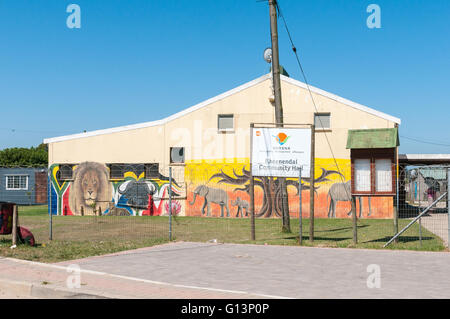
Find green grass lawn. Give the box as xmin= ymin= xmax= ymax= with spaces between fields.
xmin=0 ymin=205 xmax=445 ymax=263
xmin=17 ymin=205 xmax=49 ymax=216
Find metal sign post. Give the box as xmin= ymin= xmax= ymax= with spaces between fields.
xmin=169 ymin=167 xmax=172 ymax=241
xmin=250 ymin=175 xmax=256 ymax=241
xmin=48 ymin=169 xmax=53 ymax=241
xmin=352 ymin=196 xmax=357 ymax=244
xmin=309 ymin=125 xmax=315 ymax=242
xmin=298 ymin=166 xmax=303 ymax=245
xmin=250 ymin=124 xmax=256 ymax=240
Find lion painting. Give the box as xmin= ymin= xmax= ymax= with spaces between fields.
xmin=68 ymin=162 xmax=112 ymax=216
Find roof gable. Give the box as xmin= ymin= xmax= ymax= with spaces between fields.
xmin=44 ymin=73 xmax=401 ymax=144
xmin=281 ymin=75 xmax=401 ymax=125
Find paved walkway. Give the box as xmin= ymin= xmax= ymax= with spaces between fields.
xmin=0 ymin=242 xmax=449 ymax=298
xmin=55 ymin=241 xmax=450 ymax=299
xmin=0 ymin=256 xmax=266 ymax=299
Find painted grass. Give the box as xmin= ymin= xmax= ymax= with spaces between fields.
xmin=0 ymin=205 xmax=445 ymax=263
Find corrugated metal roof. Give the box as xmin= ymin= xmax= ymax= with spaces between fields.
xmin=346 ymin=128 xmax=399 ymax=149
xmin=419 ymin=169 xmax=447 ymax=180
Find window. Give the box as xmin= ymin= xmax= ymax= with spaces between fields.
xmin=354 ymin=159 xmax=371 ymax=192
xmin=375 ymin=159 xmax=392 ymax=192
xmin=6 ymin=175 xmax=28 ymax=190
xmin=314 ymin=113 xmax=331 ymax=130
xmin=108 ymin=163 xmax=160 ymax=179
xmin=108 ymin=164 xmax=125 ymax=179
xmin=350 ymin=148 xmax=396 ymax=195
xmin=145 ymin=163 xmax=160 ymax=179
xmin=170 ymin=147 xmax=185 ymax=164
xmin=218 ymin=114 xmax=234 ymax=132
xmin=59 ymin=164 xmax=74 ymax=180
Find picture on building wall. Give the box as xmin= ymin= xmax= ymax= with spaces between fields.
xmin=68 ymin=162 xmax=111 ymax=215
xmin=185 ymin=160 xmax=392 ymax=219
xmin=49 ymin=162 xmax=182 ymax=216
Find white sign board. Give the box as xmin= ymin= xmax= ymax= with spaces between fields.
xmin=251 ymin=127 xmax=311 ymax=178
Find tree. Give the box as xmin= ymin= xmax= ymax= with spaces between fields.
xmin=209 ymin=166 xmax=344 ymax=218
xmin=0 ymin=143 xmax=48 ymax=167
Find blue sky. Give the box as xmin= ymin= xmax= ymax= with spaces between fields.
xmin=0 ymin=0 xmax=449 ymax=153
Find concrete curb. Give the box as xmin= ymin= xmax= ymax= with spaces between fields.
xmin=0 ymin=278 xmax=112 ymax=299
xmin=0 ymin=256 xmax=287 ymax=299
xmin=0 ymin=279 xmax=32 ymax=298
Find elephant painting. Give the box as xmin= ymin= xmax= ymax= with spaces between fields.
xmin=189 ymin=185 xmax=230 ymax=217
xmin=327 ymin=181 xmax=372 ymax=218
xmin=231 ymin=197 xmax=249 ymax=218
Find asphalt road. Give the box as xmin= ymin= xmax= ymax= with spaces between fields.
xmin=57 ymin=242 xmax=450 ymax=298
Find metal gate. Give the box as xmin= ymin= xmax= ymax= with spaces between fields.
xmin=391 ymin=165 xmax=449 ymax=248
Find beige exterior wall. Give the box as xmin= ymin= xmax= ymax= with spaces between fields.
xmin=48 ymin=75 xmax=397 ymax=166
xmin=46 ymin=74 xmax=400 ymax=219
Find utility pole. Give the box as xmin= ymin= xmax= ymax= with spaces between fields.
xmin=269 ymin=0 xmax=283 ymax=125
xmin=269 ymin=0 xmax=290 ymax=232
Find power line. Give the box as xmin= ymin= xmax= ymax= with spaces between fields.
xmin=400 ymin=135 xmax=450 ymax=147
xmin=275 ymin=1 xmax=348 ymax=186
xmin=0 ymin=127 xmax=75 ymax=135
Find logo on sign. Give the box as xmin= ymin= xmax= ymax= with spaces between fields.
xmin=273 ymin=132 xmax=290 ymax=146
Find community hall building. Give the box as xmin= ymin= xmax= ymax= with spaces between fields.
xmin=44 ymin=73 xmax=401 ymax=219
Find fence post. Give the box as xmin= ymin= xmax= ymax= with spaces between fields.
xmin=298 ymin=166 xmax=302 ymax=245
xmin=352 ymin=196 xmax=357 ymax=244
xmin=309 ymin=125 xmax=315 ymax=243
xmin=12 ymin=205 xmax=18 ymax=246
xmin=393 ymin=200 xmax=398 ymax=243
xmin=249 ymin=123 xmax=256 ymax=241
xmin=448 ymin=168 xmax=450 ymax=248
xmin=394 ymin=167 xmax=399 ymax=243
xmin=419 ymin=216 xmax=422 ymax=247
xmin=394 ymin=152 xmax=399 ymax=243
xmin=48 ymin=169 xmax=53 ymax=241
xmin=250 ymin=176 xmax=255 ymax=241
xmin=169 ymin=167 xmax=172 ymax=241
xmin=418 ymin=168 xmax=421 ymax=212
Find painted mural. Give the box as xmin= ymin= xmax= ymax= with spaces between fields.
xmin=49 ymin=159 xmax=393 ymax=218
xmin=326 ymin=181 xmax=372 ymax=218
xmin=189 ymin=185 xmax=230 ymax=217
xmin=49 ymin=162 xmax=181 ymax=216
xmin=68 ymin=162 xmax=111 ymax=215
xmin=185 ymin=158 xmax=393 ymax=219
xmin=231 ymin=197 xmax=249 ymax=218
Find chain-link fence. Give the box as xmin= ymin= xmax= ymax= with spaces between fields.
xmin=395 ymin=165 xmax=449 ymax=248
xmin=1 ymin=163 xmax=448 ymax=251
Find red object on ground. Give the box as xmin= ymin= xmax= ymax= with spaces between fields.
xmin=17 ymin=226 xmax=35 ymax=246
xmin=0 ymin=203 xmax=14 ymax=235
